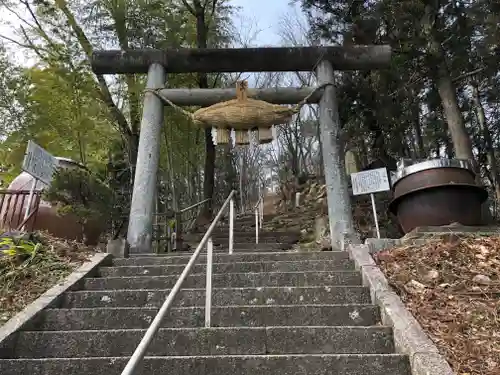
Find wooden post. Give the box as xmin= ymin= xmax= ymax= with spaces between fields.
xmin=126 ymin=63 xmax=166 ymax=254
xmin=316 ymin=60 xmax=359 ymax=250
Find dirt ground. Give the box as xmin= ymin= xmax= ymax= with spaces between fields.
xmin=375 ymin=235 xmax=500 ymax=375
xmin=0 ymin=232 xmax=96 ymax=325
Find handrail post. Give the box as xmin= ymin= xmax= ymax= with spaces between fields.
xmin=229 ymin=198 xmax=234 ymax=255
xmin=205 ymin=237 xmax=213 ymax=328
xmin=119 ymin=190 xmax=235 ymax=375
xmin=255 ymin=206 xmax=259 ymax=244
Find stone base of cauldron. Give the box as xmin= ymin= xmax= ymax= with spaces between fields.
xmin=404 ymin=223 xmax=500 ymax=235
xmin=389 ymin=185 xmax=488 ymax=234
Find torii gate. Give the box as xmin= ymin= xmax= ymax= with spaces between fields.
xmin=91 ymin=45 xmax=391 ymax=255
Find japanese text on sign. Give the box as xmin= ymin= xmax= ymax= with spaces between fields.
xmin=350 ymin=168 xmax=390 ymax=196
xmin=22 ymin=141 xmax=58 ymax=185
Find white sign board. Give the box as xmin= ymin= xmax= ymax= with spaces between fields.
xmin=351 ymin=168 xmax=390 ymax=196
xmin=22 ymin=141 xmax=58 ymax=185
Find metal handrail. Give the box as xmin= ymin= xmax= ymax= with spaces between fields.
xmin=178 ymin=198 xmax=211 ymax=214
xmin=121 ymin=190 xmax=236 ymax=375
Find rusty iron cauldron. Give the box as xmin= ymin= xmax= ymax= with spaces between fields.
xmin=388 ymin=159 xmax=488 ymax=233
xmin=5 ymin=157 xmax=105 ymax=245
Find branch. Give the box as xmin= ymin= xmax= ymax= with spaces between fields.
xmin=451 ymin=67 xmax=485 ymax=83
xmin=180 ymin=0 xmax=196 ymax=15
xmin=53 ymin=0 xmax=132 ymax=137
xmin=202 ymin=0 xmax=211 ymax=10
xmin=388 ymin=71 xmax=423 ymax=97
xmin=1 ymin=2 xmax=62 ymax=63
xmin=21 ymin=0 xmax=57 ymax=49
xmin=19 ymin=25 xmax=46 ymax=61
xmin=2 ymin=0 xmax=34 ymax=28
xmin=0 ymin=33 xmax=39 ymax=50
xmin=17 ymin=1 xmax=65 ymax=61
xmin=206 ymin=0 xmax=219 ymax=29
xmin=106 ymin=0 xmax=140 ymax=134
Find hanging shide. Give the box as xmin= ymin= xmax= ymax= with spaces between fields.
xmin=257 ymin=127 xmax=274 ymax=144
xmin=215 ymin=128 xmax=231 ymax=144
xmin=234 ymin=130 xmax=251 ymax=145
xmin=152 ymin=80 xmax=329 ymax=146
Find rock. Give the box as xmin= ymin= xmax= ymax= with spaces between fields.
xmin=374 ymin=250 xmax=393 ymax=262
xmin=319 ymin=236 xmax=332 ymax=251
xmin=274 ymin=174 xmax=401 ymax=242
xmin=425 ymin=269 xmax=440 ymax=281
xmin=308 ymin=184 xmax=317 ymax=197
xmin=472 ymin=274 xmax=491 ymax=285
xmin=405 ymin=279 xmax=426 ymax=294
xmin=314 ymin=216 xmax=329 ymax=242
xmin=106 ymin=239 xmax=127 ymax=257
xmin=478 ymin=245 xmax=490 ymax=256
xmin=301 ymin=241 xmax=317 ymax=249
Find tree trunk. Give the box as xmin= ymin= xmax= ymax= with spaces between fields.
xmin=472 ymin=83 xmax=500 ymax=203
xmin=127 ymin=133 xmax=139 ymax=191
xmin=54 ymin=0 xmax=135 ymax=167
xmin=202 ymin=128 xmax=215 ymax=217
xmin=316 ymin=121 xmax=324 ymax=177
xmin=164 ymin=128 xmax=178 ymax=212
xmin=193 ymin=3 xmax=215 ymax=219
xmin=436 ymin=73 xmax=473 ymax=160
xmin=412 ymin=94 xmax=425 ymax=158
xmin=423 ymin=6 xmax=474 ymax=162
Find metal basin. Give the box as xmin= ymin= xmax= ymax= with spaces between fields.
xmin=4 ymin=158 xmax=106 ymax=245
xmin=389 ymin=159 xmax=488 ymax=233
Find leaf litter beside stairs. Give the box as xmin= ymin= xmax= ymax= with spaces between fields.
xmin=375 ymin=235 xmax=500 ymax=375
xmin=0 ymin=232 xmax=97 ymax=326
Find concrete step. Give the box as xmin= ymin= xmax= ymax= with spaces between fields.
xmin=174 ymin=243 xmax=291 ymax=251
xmin=27 ymin=305 xmax=380 ymax=330
xmin=234 ymin=216 xmax=278 ymax=224
xmin=210 ymin=229 xmax=265 ymax=234
xmin=168 ymin=247 xmax=293 ymax=255
xmin=224 ymin=214 xmax=277 ymax=221
xmin=113 ymin=251 xmax=351 ymax=267
xmin=212 ymin=243 xmax=293 ymax=250
xmin=0 ymin=354 xmax=411 ymax=375
xmin=83 ymin=271 xmax=362 ymax=290
xmin=62 ymin=286 xmax=371 ymax=308
xmin=203 ymin=236 xmax=299 ymax=244
xmin=191 ymin=231 xmax=299 ymax=238
xmin=98 ymin=260 xmax=355 ymax=277
xmin=7 ymin=326 xmax=395 ymax=358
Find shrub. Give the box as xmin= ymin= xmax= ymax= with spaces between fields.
xmin=42 ymin=167 xmax=113 ymax=241
xmin=0 ymin=232 xmax=41 ymax=260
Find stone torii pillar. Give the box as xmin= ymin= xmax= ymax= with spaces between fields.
xmin=91 ymin=46 xmax=391 ymax=254
xmin=316 ymin=60 xmax=360 ymax=249
xmin=126 ymin=63 xmax=166 ymax=254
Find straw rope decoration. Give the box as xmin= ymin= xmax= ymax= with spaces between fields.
xmin=150 ymin=80 xmax=331 ymax=146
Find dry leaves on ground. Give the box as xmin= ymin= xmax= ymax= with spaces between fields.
xmin=0 ymin=232 xmax=97 ymax=325
xmin=375 ymin=235 xmax=500 ymax=375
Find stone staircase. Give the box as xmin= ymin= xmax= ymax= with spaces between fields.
xmin=0 ymin=215 xmax=411 ymax=374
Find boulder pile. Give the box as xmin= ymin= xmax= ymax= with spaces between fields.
xmin=270 ymin=176 xmax=402 ymax=245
